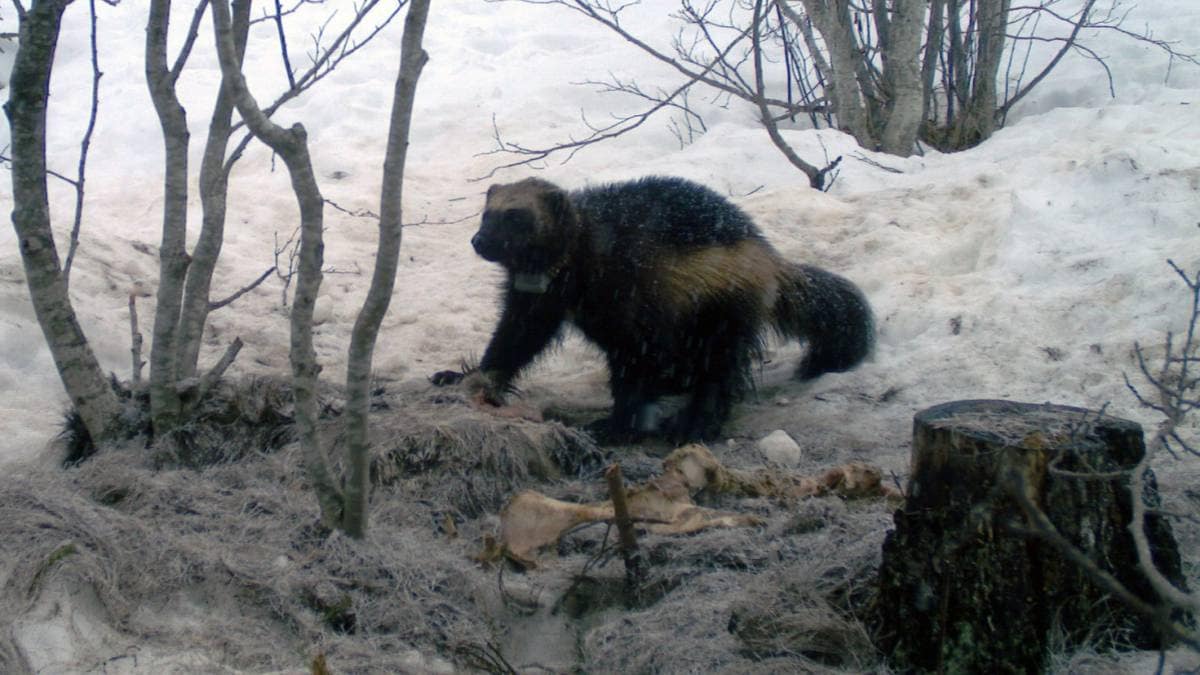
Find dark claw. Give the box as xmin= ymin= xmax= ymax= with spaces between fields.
xmin=429 ymin=370 xmax=466 ymax=386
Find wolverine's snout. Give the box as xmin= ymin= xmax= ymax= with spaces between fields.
xmin=471 ymin=230 xmax=504 ymax=262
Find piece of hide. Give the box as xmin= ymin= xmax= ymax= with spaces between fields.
xmin=487 ymin=444 xmax=901 ymax=566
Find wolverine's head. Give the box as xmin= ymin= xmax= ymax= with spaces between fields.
xmin=473 ymin=178 xmax=575 ymax=276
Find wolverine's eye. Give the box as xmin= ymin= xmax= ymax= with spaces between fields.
xmin=503 ymin=209 xmax=535 ymax=234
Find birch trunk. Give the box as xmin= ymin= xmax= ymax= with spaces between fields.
xmin=5 ymin=0 xmax=121 ymax=443
xmin=794 ymin=0 xmax=876 ymax=149
xmin=175 ymin=3 xmax=251 ymax=381
xmin=878 ymin=0 xmax=927 ymax=155
xmin=921 ymin=0 xmax=945 ymax=124
xmin=341 ymin=0 xmax=432 ymax=538
xmin=211 ymin=0 xmax=343 ymax=528
xmin=954 ymin=0 xmax=1010 ymax=146
xmin=145 ymin=0 xmax=191 ymax=431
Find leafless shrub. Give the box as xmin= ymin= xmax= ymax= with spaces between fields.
xmin=1005 ymin=260 xmax=1200 ymax=654
xmin=486 ymin=0 xmax=1198 ymax=181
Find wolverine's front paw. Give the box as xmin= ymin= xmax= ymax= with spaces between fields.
xmin=430 ymin=358 xmax=480 ymax=387
xmin=462 ymin=370 xmax=508 ymax=407
xmin=663 ymin=413 xmax=723 ymax=444
xmin=429 ymin=370 xmax=465 ymax=386
xmin=583 ymin=416 xmax=648 ymax=445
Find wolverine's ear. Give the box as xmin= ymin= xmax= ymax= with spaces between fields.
xmin=485 ymin=184 xmax=499 ymax=199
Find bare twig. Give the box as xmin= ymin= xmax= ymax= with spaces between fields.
xmin=272 ymin=0 xmax=297 ymax=89
xmin=478 ymin=12 xmax=759 ymax=179
xmin=453 ymin=641 xmax=520 ymax=675
xmin=850 ymin=151 xmax=903 ymax=173
xmin=250 ymin=0 xmax=307 ymax=26
xmin=224 ymin=1 xmax=404 ymax=175
xmin=0 ymin=152 xmax=77 ymax=185
xmin=226 ymin=0 xmax=403 ymax=148
xmin=129 ymin=295 xmax=145 ymax=387
xmin=273 ymin=228 xmax=302 ymax=307
xmin=604 ymin=463 xmax=645 ymax=595
xmin=194 ymin=336 xmax=243 ymax=403
xmin=751 ymin=0 xmax=831 ymax=188
xmin=999 ymin=0 xmax=1096 ymax=121
xmin=1002 ymin=468 xmax=1199 ymax=650
xmin=62 ymin=0 xmax=103 ymax=292
xmin=324 ymin=198 xmax=379 ymax=220
xmin=170 ymin=0 xmax=210 ymax=82
xmin=1119 ymin=261 xmax=1200 ymax=626
xmin=208 ymin=266 xmax=276 ymax=311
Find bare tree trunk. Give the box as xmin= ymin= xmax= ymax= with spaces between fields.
xmin=794 ymin=0 xmax=876 ymax=148
xmin=145 ymin=0 xmax=191 ymax=432
xmin=921 ymin=0 xmax=945 ymax=124
xmin=954 ymin=0 xmax=1009 ymax=146
xmin=878 ymin=0 xmax=926 ymax=156
xmin=176 ymin=1 xmax=251 ymax=381
xmin=340 ymin=0 xmax=431 ymax=538
xmin=945 ymin=0 xmax=965 ymax=125
xmin=5 ymin=0 xmax=122 ymax=443
xmin=210 ymin=0 xmax=343 ymax=528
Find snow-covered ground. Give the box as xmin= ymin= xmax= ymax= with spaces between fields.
xmin=2 ymin=1 xmax=1196 ymax=465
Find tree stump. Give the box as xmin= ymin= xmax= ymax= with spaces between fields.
xmin=877 ymin=400 xmax=1187 ymax=673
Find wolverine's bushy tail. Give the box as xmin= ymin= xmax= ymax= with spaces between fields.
xmin=773 ymin=263 xmax=874 ymax=380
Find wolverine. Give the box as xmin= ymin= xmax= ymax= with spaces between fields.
xmin=433 ymin=176 xmax=874 ymax=443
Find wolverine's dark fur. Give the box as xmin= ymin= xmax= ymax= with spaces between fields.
xmin=439 ymin=176 xmax=873 ymax=442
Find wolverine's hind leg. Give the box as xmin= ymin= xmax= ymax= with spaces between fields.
xmin=666 ymin=379 xmax=735 ymax=442
xmin=665 ymin=319 xmax=759 ymax=442
xmin=585 ymin=369 xmax=663 ymax=444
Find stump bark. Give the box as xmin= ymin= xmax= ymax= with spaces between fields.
xmin=877 ymin=400 xmax=1187 ymax=673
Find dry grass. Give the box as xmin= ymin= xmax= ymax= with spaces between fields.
xmin=6 ymin=375 xmax=1195 ymax=673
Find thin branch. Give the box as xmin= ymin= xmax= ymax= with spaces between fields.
xmin=208 ymin=266 xmax=276 ymax=311
xmin=194 ymin=336 xmax=243 ymax=403
xmin=250 ymin=0 xmax=400 ymax=124
xmin=224 ymin=0 xmax=404 ymax=172
xmin=273 ymin=228 xmax=302 ymax=307
xmin=478 ymin=12 xmax=760 ymax=179
xmin=273 ymin=0 xmax=297 ymax=89
xmin=850 ymin=151 xmax=902 ymax=173
xmin=129 ymin=294 xmax=145 ymax=387
xmin=62 ymin=0 xmax=103 ymax=292
xmin=998 ymin=0 xmax=1096 ymax=119
xmin=475 ymin=76 xmax=698 ymax=180
xmin=752 ymin=0 xmax=830 ymax=188
xmin=170 ymin=0 xmax=211 ymax=83
xmin=605 ymin=463 xmax=645 ymax=595
xmin=1002 ymin=469 xmax=1200 ymax=650
xmin=250 ymin=0 xmax=307 ymax=26
xmin=0 ymin=152 xmax=77 ymax=185
xmin=341 ymin=0 xmax=432 ymax=538
xmin=324 ymin=198 xmax=379 ymax=220
xmin=1127 ymin=452 xmax=1199 ymax=613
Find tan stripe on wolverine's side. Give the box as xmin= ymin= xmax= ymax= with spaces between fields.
xmin=656 ymin=239 xmax=783 ymax=311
